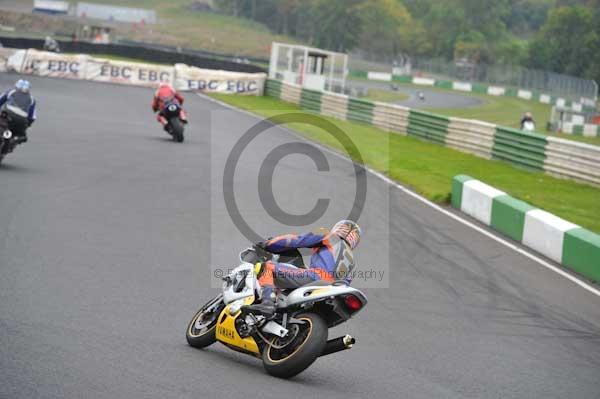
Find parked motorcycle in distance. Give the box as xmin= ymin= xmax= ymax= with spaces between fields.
xmin=186 ymin=247 xmax=367 ymax=378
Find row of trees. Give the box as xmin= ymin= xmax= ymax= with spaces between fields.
xmin=528 ymin=2 xmax=600 ymax=84
xmin=214 ymin=0 xmax=599 ymax=83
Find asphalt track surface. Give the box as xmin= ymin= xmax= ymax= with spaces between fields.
xmin=1 ymin=74 xmax=599 ymax=399
xmin=349 ymin=79 xmax=483 ymax=109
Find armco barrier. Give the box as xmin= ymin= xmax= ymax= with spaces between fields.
xmin=321 ymin=91 xmax=349 ymax=121
xmin=372 ymin=102 xmax=409 ymax=134
xmin=407 ymin=110 xmax=448 ymax=145
xmin=445 ymin=118 xmax=495 ymax=159
xmin=300 ymin=88 xmax=322 ymax=113
xmin=543 ymin=138 xmax=600 ymax=185
xmin=265 ymin=78 xmax=282 ymax=99
xmin=452 ymin=175 xmax=600 ymax=282
xmin=492 ymin=127 xmax=547 ymax=171
xmin=266 ymin=79 xmax=600 ymax=187
xmin=280 ymin=81 xmax=301 ymax=105
xmin=347 ymin=97 xmax=374 ymax=125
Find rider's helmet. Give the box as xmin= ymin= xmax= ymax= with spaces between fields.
xmin=330 ymin=220 xmax=362 ymax=250
xmin=156 ymin=82 xmax=174 ymax=98
xmin=157 ymin=82 xmax=174 ymax=91
xmin=15 ymin=79 xmax=30 ymax=93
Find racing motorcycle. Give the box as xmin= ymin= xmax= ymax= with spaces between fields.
xmin=162 ymin=101 xmax=185 ymax=142
xmin=0 ymin=111 xmax=27 ymax=165
xmin=0 ymin=128 xmax=16 ymax=165
xmin=186 ymin=246 xmax=367 ymax=378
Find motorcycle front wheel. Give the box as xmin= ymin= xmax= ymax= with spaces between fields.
xmin=0 ymin=143 xmax=6 ymax=165
xmin=262 ymin=312 xmax=327 ymax=378
xmin=170 ymin=118 xmax=184 ymax=143
xmin=186 ymin=295 xmax=224 ymax=348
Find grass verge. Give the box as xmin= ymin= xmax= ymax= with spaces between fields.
xmin=210 ymin=93 xmax=600 ymax=234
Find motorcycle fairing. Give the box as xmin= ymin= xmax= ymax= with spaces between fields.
xmin=215 ymin=296 xmax=260 ymax=354
xmin=280 ymin=285 xmax=367 ymax=311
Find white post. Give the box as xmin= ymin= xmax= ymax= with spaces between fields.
xmin=328 ymin=53 xmax=335 ymax=92
xmin=287 ymin=45 xmax=293 ymax=74
xmin=269 ymin=42 xmax=279 ymax=79
xmin=341 ymin=53 xmax=348 ymax=92
xmin=301 ymin=47 xmax=309 ymax=87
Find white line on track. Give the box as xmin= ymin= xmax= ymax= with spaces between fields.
xmin=199 ymin=93 xmax=600 ymax=298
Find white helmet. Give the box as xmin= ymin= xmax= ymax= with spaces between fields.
xmin=331 ymin=220 xmax=362 ymax=249
xmin=15 ymin=79 xmax=31 ymax=93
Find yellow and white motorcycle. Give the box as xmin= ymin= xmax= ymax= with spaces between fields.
xmin=186 ymin=246 xmax=367 ymax=378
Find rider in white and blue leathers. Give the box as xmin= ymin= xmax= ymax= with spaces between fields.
xmin=0 ymin=79 xmax=36 ymax=143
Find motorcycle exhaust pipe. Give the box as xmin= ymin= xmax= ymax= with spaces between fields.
xmin=320 ymin=334 xmax=355 ymax=357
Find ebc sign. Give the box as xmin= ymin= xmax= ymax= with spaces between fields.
xmin=98 ymin=65 xmax=171 ymax=83
xmin=24 ymin=55 xmax=84 ymax=79
xmin=174 ymin=64 xmax=266 ymax=95
xmin=87 ymin=60 xmax=174 ymax=87
xmin=187 ymin=79 xmax=259 ymax=93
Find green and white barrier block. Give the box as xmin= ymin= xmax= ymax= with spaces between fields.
xmin=452 ymin=175 xmax=600 ymax=282
xmin=487 ymin=86 xmax=506 ymax=96
xmin=412 ymin=77 xmax=435 ymax=86
xmin=583 ymin=124 xmax=600 ymax=137
xmin=452 ymin=82 xmax=472 ymax=92
xmin=517 ymin=89 xmax=533 ymax=100
xmin=367 ymin=72 xmax=392 ymax=82
xmin=523 ymin=209 xmax=578 ymax=263
xmin=539 ymin=94 xmax=551 ymax=104
xmin=563 ymin=228 xmax=600 ymax=281
xmin=460 ymin=179 xmax=506 ymax=225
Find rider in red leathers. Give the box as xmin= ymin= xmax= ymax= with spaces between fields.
xmin=151 ymin=82 xmax=188 ymax=131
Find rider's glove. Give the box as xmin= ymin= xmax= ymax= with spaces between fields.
xmin=252 ymin=242 xmax=272 ymax=262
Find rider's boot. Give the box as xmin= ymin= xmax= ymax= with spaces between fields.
xmin=243 ymin=298 xmax=276 ymax=317
xmin=243 ymin=287 xmax=276 ymax=317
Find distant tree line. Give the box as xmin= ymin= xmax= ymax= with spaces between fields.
xmin=215 ymin=0 xmax=600 ymax=83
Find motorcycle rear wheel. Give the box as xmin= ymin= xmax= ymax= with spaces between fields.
xmin=262 ymin=312 xmax=327 ymax=378
xmin=186 ymin=295 xmax=224 ymax=348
